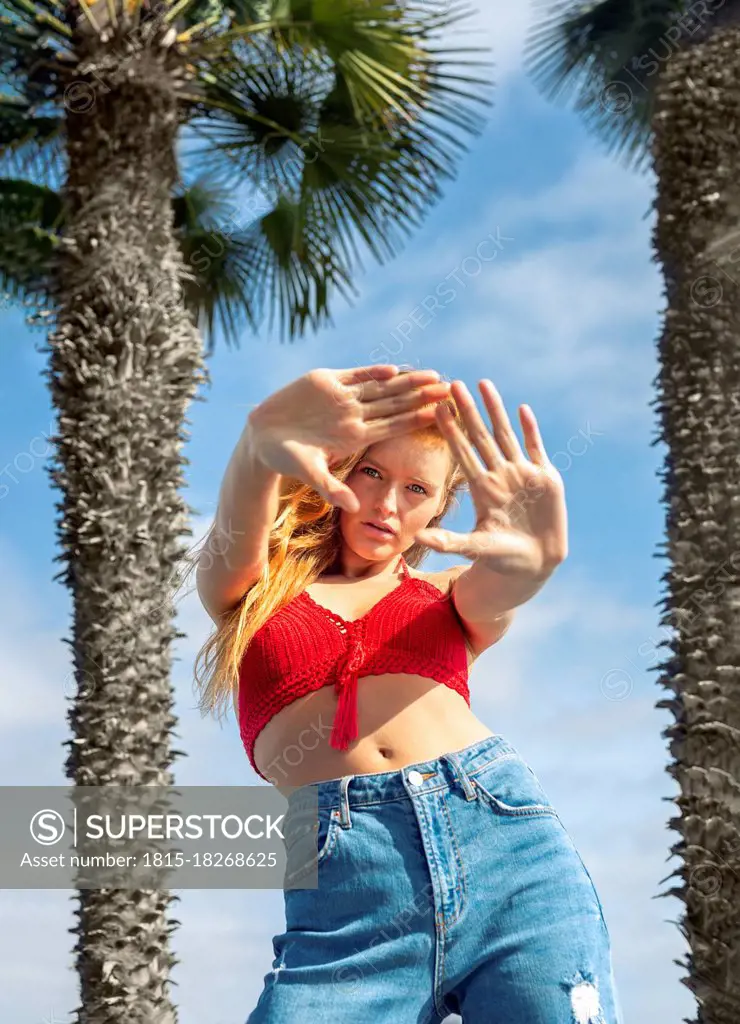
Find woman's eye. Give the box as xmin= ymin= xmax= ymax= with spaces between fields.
xmin=360 ymin=466 xmax=426 ymax=495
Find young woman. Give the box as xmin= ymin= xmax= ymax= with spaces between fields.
xmin=192 ymin=364 xmax=624 ymax=1023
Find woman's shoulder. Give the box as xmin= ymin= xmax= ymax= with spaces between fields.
xmin=409 ymin=564 xmax=466 ymax=597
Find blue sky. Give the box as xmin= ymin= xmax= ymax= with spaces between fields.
xmin=0 ymin=4 xmax=695 ymax=1022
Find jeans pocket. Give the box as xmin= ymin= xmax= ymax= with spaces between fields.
xmin=471 ymin=754 xmax=560 ymax=818
xmin=283 ymin=802 xmax=342 ymax=885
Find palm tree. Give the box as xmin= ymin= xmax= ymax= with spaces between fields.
xmin=524 ymin=3 xmax=740 ymax=1020
xmin=0 ymin=0 xmax=491 ymax=1018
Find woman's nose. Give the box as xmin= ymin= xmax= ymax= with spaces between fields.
xmin=375 ymin=491 xmax=398 ymax=514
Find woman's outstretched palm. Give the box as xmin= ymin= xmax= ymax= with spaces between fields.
xmin=415 ymin=379 xmax=568 ymax=578
xmin=249 ymin=365 xmax=451 ymax=512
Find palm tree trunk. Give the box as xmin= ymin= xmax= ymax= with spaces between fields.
xmin=44 ymin=27 xmax=208 ymax=1023
xmin=651 ymin=22 xmax=740 ymax=1024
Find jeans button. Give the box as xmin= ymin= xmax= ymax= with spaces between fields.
xmin=407 ymin=770 xmax=424 ymax=786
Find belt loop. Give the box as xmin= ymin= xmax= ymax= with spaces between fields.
xmin=443 ymin=752 xmax=476 ymax=801
xmin=338 ymin=775 xmax=353 ymax=827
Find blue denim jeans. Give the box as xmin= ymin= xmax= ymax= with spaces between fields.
xmin=247 ymin=733 xmax=624 ymax=1023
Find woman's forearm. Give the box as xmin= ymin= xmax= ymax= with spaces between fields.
xmin=196 ymin=416 xmax=282 ymax=616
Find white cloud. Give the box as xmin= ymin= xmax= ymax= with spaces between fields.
xmin=486 ymin=147 xmax=656 ymax=229
xmin=416 ymin=202 xmax=659 ymax=435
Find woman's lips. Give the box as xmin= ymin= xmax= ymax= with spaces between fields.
xmin=363 ymin=522 xmax=394 ymax=537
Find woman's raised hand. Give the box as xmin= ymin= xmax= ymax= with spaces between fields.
xmin=415 ymin=379 xmax=568 ymax=578
xmin=247 ymin=365 xmax=451 ymax=512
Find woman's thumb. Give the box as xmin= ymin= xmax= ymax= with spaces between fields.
xmin=325 ymin=480 xmax=358 ymax=513
xmin=307 ymin=452 xmax=358 ymax=513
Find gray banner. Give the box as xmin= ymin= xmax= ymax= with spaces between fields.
xmin=0 ymin=786 xmax=326 ymax=889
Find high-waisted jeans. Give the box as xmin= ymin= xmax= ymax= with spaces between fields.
xmin=247 ymin=733 xmax=624 ymax=1023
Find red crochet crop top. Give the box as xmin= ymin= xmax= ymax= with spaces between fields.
xmin=238 ymin=556 xmax=471 ymax=781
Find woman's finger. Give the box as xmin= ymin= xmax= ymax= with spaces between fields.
xmin=337 ymin=365 xmax=400 ymax=386
xmin=328 ymin=365 xmax=401 ymax=409
xmin=478 ymin=380 xmax=524 ymax=462
xmin=358 ymin=369 xmax=443 ymax=405
xmin=327 ymin=484 xmax=359 ymax=513
xmin=363 ymin=403 xmax=443 ymax=444
xmin=520 ymin=405 xmax=549 ymax=466
xmin=435 ymin=403 xmax=487 ymax=482
xmin=414 ymin=526 xmax=473 ymax=556
xmin=306 ymin=456 xmax=360 ymax=513
xmin=447 ymin=380 xmax=505 ymax=470
xmin=328 ymin=367 xmax=441 ymax=409
xmin=363 ymin=381 xmax=451 ymax=421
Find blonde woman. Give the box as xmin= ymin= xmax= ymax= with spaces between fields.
xmin=193 ymin=364 xmax=623 ymax=1023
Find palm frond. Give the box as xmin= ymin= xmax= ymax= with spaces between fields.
xmin=0 ymin=172 xmax=270 ymax=350
xmin=174 ymin=177 xmax=356 ymax=346
xmin=179 ymin=0 xmax=491 ymax=339
xmin=182 ymin=35 xmax=330 ymax=197
xmin=524 ymin=0 xmax=687 ymax=171
xmin=0 ymin=177 xmax=62 ymax=303
xmin=0 ymin=95 xmax=65 ymax=179
xmin=186 ymin=0 xmax=491 ymax=190
xmin=242 ymin=192 xmax=357 ymax=339
xmin=0 ymin=4 xmax=74 ymax=113
xmin=188 ymin=0 xmax=264 ymax=24
xmin=298 ymin=108 xmax=441 ymax=266
xmin=0 ymin=0 xmax=492 ymax=346
xmin=172 ymin=174 xmax=259 ymax=350
xmin=0 ymin=0 xmax=72 ymax=42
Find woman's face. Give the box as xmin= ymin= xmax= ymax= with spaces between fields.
xmin=340 ymin=436 xmax=452 ymax=557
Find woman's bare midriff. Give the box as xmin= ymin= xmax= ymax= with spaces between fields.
xmin=252 ymin=567 xmax=495 ymax=788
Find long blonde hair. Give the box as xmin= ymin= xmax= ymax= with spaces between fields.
xmin=183 ymin=366 xmax=472 ymax=726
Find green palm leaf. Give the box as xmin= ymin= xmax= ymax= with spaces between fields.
xmin=0 ymin=177 xmax=62 ymax=301
xmin=171 ymin=175 xmax=356 ymax=347
xmin=177 ymin=3 xmax=491 ymax=339
xmin=0 ymin=0 xmax=491 ymax=345
xmin=524 ymin=0 xmax=687 ymax=171
xmin=0 ymin=96 xmax=66 ymax=179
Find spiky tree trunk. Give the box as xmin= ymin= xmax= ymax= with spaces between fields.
xmin=43 ymin=16 xmax=207 ymax=1023
xmin=651 ymin=23 xmax=740 ymax=1024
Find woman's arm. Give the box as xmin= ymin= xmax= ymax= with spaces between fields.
xmin=197 ymin=365 xmax=450 ymax=618
xmin=196 ymin=416 xmax=281 ymax=619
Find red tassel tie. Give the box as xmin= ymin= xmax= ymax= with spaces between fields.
xmin=330 ymin=629 xmax=365 ymax=751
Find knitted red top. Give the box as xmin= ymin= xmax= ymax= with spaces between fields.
xmin=238 ymin=556 xmax=470 ymax=781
